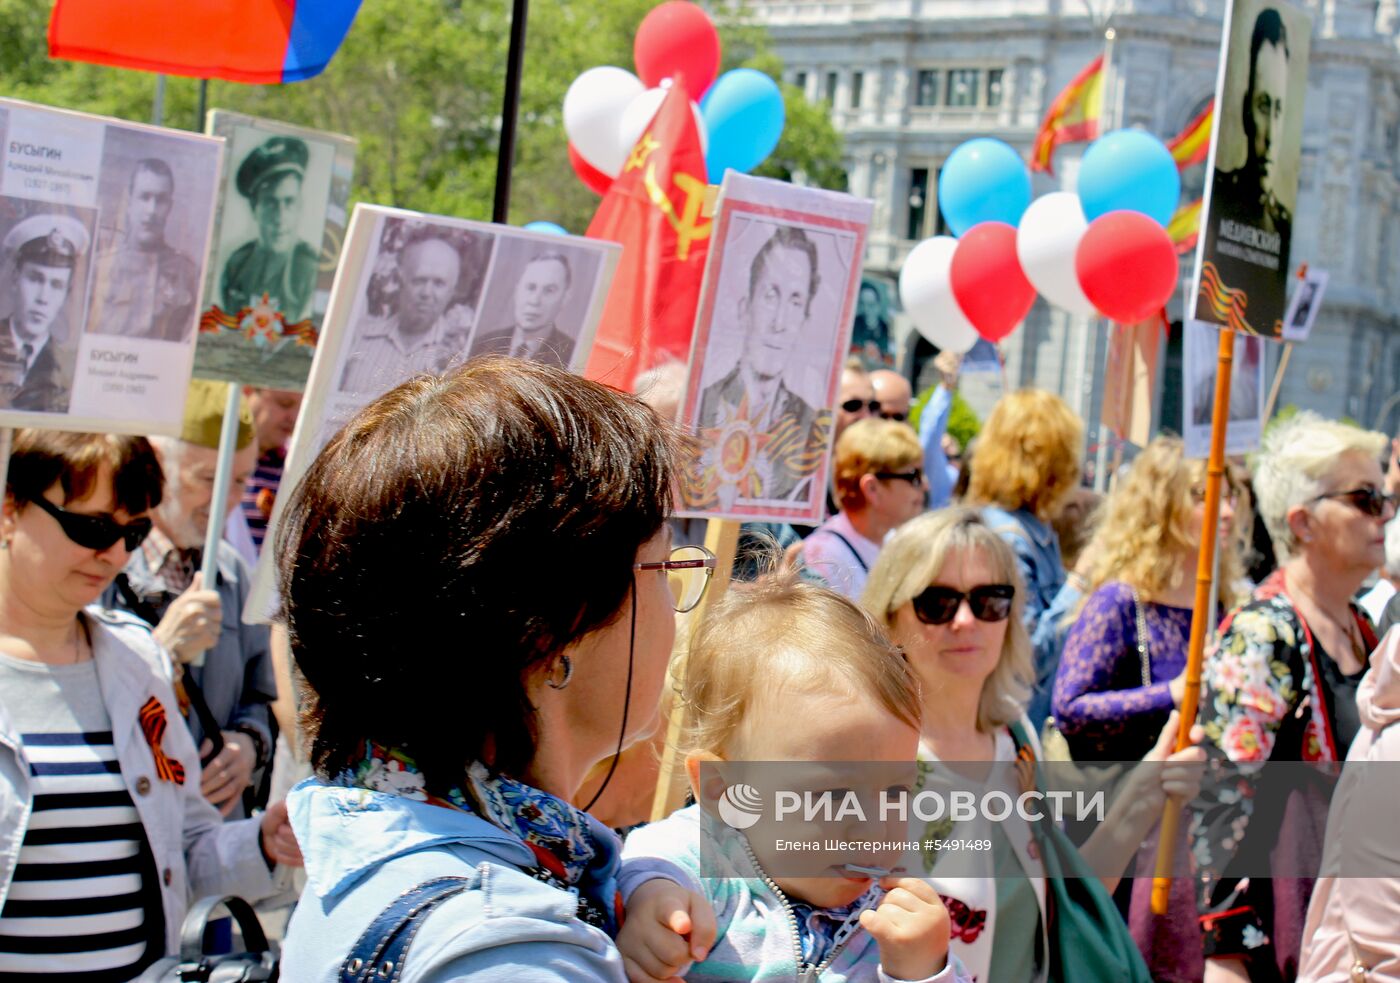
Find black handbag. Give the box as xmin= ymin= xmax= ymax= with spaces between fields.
xmin=137 ymin=895 xmax=278 ymax=982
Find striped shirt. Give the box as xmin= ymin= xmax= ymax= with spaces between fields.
xmin=0 ymin=653 xmax=162 ymax=981
xmin=240 ymin=446 xmax=286 ymax=553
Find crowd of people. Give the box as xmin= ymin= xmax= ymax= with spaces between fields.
xmin=1 ymin=353 xmax=1397 ymax=983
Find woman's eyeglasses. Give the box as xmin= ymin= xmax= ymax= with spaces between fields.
xmin=1308 ymin=486 xmax=1398 ymax=519
xmin=840 ymin=398 xmax=881 ymax=414
xmin=911 ymin=584 xmax=1015 ymax=625
xmin=875 ymin=468 xmax=926 ymax=486
xmin=29 ymin=495 xmax=152 ymax=553
xmin=634 ymin=545 xmax=717 ymax=613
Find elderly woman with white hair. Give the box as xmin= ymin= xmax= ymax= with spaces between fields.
xmin=1192 ymin=412 xmax=1395 ymax=983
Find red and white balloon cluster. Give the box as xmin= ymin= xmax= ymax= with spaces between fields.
xmin=561 ymin=2 xmax=787 ymax=195
xmin=899 ymin=132 xmax=1182 ymax=354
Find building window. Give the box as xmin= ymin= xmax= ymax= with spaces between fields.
xmin=987 ymin=69 xmax=1005 ymax=107
xmin=908 ymin=168 xmax=929 ymax=241
xmin=933 ymin=167 xmax=948 ymax=236
xmin=851 ymin=71 xmax=864 ymax=109
xmin=793 ymin=71 xmax=808 ymax=93
xmin=914 ymin=69 xmax=939 ymax=107
xmin=947 ymin=69 xmax=980 ymax=107
xmin=825 ymin=71 xmax=839 ymax=105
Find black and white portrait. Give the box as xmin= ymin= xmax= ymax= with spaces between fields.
xmin=1195 ymin=1 xmax=1311 ymax=337
xmin=468 ymin=237 xmax=602 ymax=368
xmin=338 ymin=216 xmax=494 ymax=396
xmin=88 ymin=127 xmax=218 ymax=343
xmin=679 ymin=173 xmax=873 ymax=521
xmin=0 ymin=199 xmax=96 ymax=414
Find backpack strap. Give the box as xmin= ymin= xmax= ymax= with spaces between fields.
xmin=340 ymin=876 xmax=473 ymax=983
xmin=823 ymin=530 xmax=869 ymax=573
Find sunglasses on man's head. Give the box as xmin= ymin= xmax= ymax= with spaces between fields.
xmin=1309 ymin=485 xmax=1398 ymax=519
xmin=911 ymin=584 xmax=1015 ymax=625
xmin=840 ymin=398 xmax=880 ymax=414
xmin=29 ymin=495 xmax=152 ymax=553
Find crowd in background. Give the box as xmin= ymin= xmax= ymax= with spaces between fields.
xmin=1 ymin=354 xmax=1397 ymax=982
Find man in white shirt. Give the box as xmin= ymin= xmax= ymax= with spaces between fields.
xmin=802 ymin=418 xmax=927 ymax=599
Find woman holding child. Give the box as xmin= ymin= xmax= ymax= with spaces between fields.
xmin=278 ymin=359 xmax=714 ymax=980
xmin=863 ymin=508 xmax=1206 ymax=983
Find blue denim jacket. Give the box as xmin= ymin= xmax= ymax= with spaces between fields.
xmin=280 ymin=780 xmax=627 ymax=982
xmin=980 ymin=506 xmax=1079 ymax=728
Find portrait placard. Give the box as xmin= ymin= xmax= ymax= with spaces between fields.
xmin=0 ymin=98 xmax=223 ymax=434
xmin=676 ymin=172 xmax=874 ymax=523
xmin=243 ymin=203 xmax=619 ymax=621
xmin=1184 ymin=319 xmax=1266 ymax=458
xmin=1191 ymin=0 xmax=1313 ymax=338
xmin=1280 ymin=266 xmax=1327 ymax=343
xmin=193 ymin=111 xmax=356 ymax=391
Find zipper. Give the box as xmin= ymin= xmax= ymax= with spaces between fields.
xmin=740 ymin=838 xmax=865 ymax=982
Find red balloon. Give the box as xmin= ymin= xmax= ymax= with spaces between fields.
xmin=569 ymin=143 xmax=613 ymax=196
xmin=948 ymin=222 xmax=1036 ymax=341
xmin=1075 ymin=211 xmax=1180 ymax=323
xmin=634 ymin=2 xmax=721 ymax=96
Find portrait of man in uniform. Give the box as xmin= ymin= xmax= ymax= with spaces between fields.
xmin=468 ymin=251 xmax=575 ymax=367
xmin=697 ymin=224 xmax=822 ymax=502
xmin=0 ymin=214 xmax=89 ymax=412
xmin=221 ymin=136 xmax=320 ymax=324
xmin=338 ymin=228 xmax=475 ymax=394
xmin=89 ymin=158 xmax=199 ymax=342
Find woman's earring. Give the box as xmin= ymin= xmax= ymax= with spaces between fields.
xmin=546 ymin=654 xmax=573 ymax=690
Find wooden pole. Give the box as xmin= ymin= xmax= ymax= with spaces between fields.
xmin=1263 ymin=342 xmax=1293 ymax=421
xmin=1151 ymin=322 xmax=1236 ymax=914
xmin=650 ymin=518 xmax=741 ymax=821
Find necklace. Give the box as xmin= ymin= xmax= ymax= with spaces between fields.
xmin=1290 ymin=579 xmax=1364 ymax=662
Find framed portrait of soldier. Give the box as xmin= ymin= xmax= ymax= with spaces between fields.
xmin=0 ymin=98 xmax=223 ymax=434
xmin=676 ymin=172 xmax=874 ymax=524
xmin=194 ymin=112 xmax=356 ymax=391
xmin=1184 ymin=319 xmax=1266 ymax=458
xmin=242 ymin=204 xmax=620 ymax=622
xmin=1191 ymin=0 xmax=1312 ymax=339
xmin=1281 ymin=266 xmax=1327 ymax=342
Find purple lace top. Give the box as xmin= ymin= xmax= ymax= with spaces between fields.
xmin=1051 ymin=581 xmax=1193 ymax=759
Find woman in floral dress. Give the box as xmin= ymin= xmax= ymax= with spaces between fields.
xmin=1193 ymin=413 xmax=1394 ymax=983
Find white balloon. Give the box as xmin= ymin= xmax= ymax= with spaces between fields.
xmin=616 ymin=86 xmax=708 ymax=177
xmin=1016 ymin=191 xmax=1096 ymax=317
xmin=899 ymin=236 xmax=979 ymax=353
xmin=564 ymin=67 xmax=645 ymax=178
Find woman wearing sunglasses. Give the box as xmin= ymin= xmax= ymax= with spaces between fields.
xmin=278 ymin=359 xmax=714 ymax=981
xmin=0 ymin=430 xmax=297 ymax=980
xmin=1193 ymin=413 xmax=1395 ymax=983
xmin=863 ymin=508 xmax=1204 ymax=982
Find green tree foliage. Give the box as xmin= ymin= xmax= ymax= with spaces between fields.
xmin=0 ymin=0 xmax=845 ymax=230
xmin=908 ymin=386 xmax=981 ymax=452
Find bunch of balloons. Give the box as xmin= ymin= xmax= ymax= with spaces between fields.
xmin=900 ymin=129 xmax=1183 ymax=353
xmin=561 ymin=2 xmax=787 ymax=195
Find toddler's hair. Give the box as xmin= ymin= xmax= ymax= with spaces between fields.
xmin=678 ymin=571 xmax=921 ymax=758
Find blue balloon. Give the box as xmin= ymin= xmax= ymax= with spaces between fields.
xmin=937 ymin=139 xmax=1032 ymax=237
xmin=1077 ymin=129 xmax=1181 ymax=228
xmin=700 ymin=69 xmax=785 ymax=184
xmin=523 ymin=221 xmax=568 ymax=236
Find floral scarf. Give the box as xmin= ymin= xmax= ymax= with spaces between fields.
xmin=337 ymin=744 xmax=622 ymax=931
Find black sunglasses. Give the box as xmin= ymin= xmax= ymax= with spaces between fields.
xmin=30 ymin=495 xmax=153 ymax=552
xmin=840 ymin=398 xmax=880 ymax=414
xmin=874 ymin=468 xmax=925 ymax=486
xmin=912 ymin=584 xmax=1015 ymax=625
xmin=880 ymin=410 xmax=908 ymax=422
xmin=1309 ymin=486 xmax=1398 ymax=519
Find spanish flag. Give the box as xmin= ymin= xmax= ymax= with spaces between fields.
xmin=1167 ymin=103 xmax=1213 ymax=171
xmin=1030 ymin=55 xmax=1104 ymax=176
xmin=1167 ymin=198 xmax=1202 ymax=255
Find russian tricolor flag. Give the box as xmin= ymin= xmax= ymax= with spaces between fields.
xmin=49 ymin=0 xmax=362 ymax=84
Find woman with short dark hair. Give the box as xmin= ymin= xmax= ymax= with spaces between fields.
xmin=279 ymin=358 xmax=710 ymax=981
xmin=0 ymin=430 xmax=295 ymax=980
